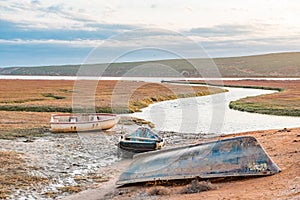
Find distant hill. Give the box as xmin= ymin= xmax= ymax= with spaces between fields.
xmin=1 ymin=52 xmax=299 ymax=77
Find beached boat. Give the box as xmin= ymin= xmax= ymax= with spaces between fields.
xmin=118 ymin=127 xmax=165 ymax=153
xmin=50 ymin=113 xmax=119 ymax=133
xmin=117 ymin=136 xmax=280 ymax=185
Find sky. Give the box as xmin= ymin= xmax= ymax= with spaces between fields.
xmin=0 ymin=0 xmax=299 ymax=67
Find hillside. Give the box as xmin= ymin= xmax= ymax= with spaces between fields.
xmin=1 ymin=52 xmax=300 ymax=77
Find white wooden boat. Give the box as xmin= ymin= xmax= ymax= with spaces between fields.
xmin=50 ymin=113 xmax=119 ymax=133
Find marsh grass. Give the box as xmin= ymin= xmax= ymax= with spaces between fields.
xmin=57 ymin=186 xmax=82 ymax=193
xmin=42 ymin=93 xmax=66 ymax=100
xmin=0 ymin=127 xmax=46 ymax=140
xmin=229 ymin=101 xmax=300 ymax=116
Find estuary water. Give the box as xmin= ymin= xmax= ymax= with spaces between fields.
xmin=132 ymin=86 xmax=300 ymax=134
xmin=1 ymin=75 xmax=300 ymax=82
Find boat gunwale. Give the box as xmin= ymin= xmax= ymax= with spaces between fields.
xmin=50 ymin=117 xmax=118 ymax=125
xmin=50 ymin=113 xmax=119 ymax=125
xmin=50 ymin=113 xmax=117 ymax=117
xmin=123 ymin=136 xmax=162 ymax=142
xmin=117 ymin=170 xmax=277 ymax=185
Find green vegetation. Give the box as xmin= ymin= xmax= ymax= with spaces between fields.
xmin=0 ymin=105 xmax=72 ymax=112
xmin=42 ymin=93 xmax=66 ymax=100
xmin=1 ymin=52 xmax=300 ymax=77
xmin=0 ymin=98 xmax=45 ymax=104
xmin=0 ymin=128 xmax=46 ymax=140
xmin=229 ymin=101 xmax=300 ymax=116
xmin=0 ymin=105 xmax=121 ymax=113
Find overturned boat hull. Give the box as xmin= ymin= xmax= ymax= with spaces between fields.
xmin=117 ymin=136 xmax=280 ymax=185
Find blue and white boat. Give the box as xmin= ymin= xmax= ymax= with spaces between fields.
xmin=118 ymin=127 xmax=165 ymax=153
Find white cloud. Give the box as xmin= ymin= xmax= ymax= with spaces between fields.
xmin=0 ymin=38 xmax=103 ymax=47
xmin=1 ymin=0 xmax=299 ymax=35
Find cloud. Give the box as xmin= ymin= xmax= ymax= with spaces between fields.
xmin=31 ymin=0 xmax=40 ymax=5
xmin=199 ymin=35 xmax=300 ymax=57
xmin=186 ymin=24 xmax=253 ymax=37
xmin=43 ymin=3 xmax=97 ymax=24
xmin=0 ymin=1 xmax=98 ymax=30
xmin=0 ymin=39 xmax=104 ymax=47
xmin=0 ymin=19 xmax=138 ymax=41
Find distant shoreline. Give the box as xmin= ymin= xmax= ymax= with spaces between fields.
xmin=1 ymin=75 xmax=300 ymax=81
xmin=1 ymin=52 xmax=300 ymax=77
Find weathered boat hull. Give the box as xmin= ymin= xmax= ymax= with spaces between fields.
xmin=50 ymin=114 xmax=119 ymax=133
xmin=117 ymin=136 xmax=280 ymax=185
xmin=118 ymin=127 xmax=165 ymax=154
xmin=118 ymin=141 xmax=158 ymax=153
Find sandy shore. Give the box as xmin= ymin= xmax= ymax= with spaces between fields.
xmin=63 ymin=127 xmax=300 ymax=200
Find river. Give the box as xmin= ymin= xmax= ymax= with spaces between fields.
xmin=132 ymin=86 xmax=300 ymax=134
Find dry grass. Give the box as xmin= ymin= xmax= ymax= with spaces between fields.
xmin=58 ymin=186 xmax=82 ymax=193
xmin=148 ymin=186 xmax=171 ymax=196
xmin=224 ymin=80 xmax=300 ymax=116
xmin=180 ymin=180 xmax=217 ymax=194
xmin=0 ymin=111 xmax=51 ymax=139
xmin=0 ymin=80 xmax=225 ymax=112
xmin=0 ymin=150 xmax=48 ymax=199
